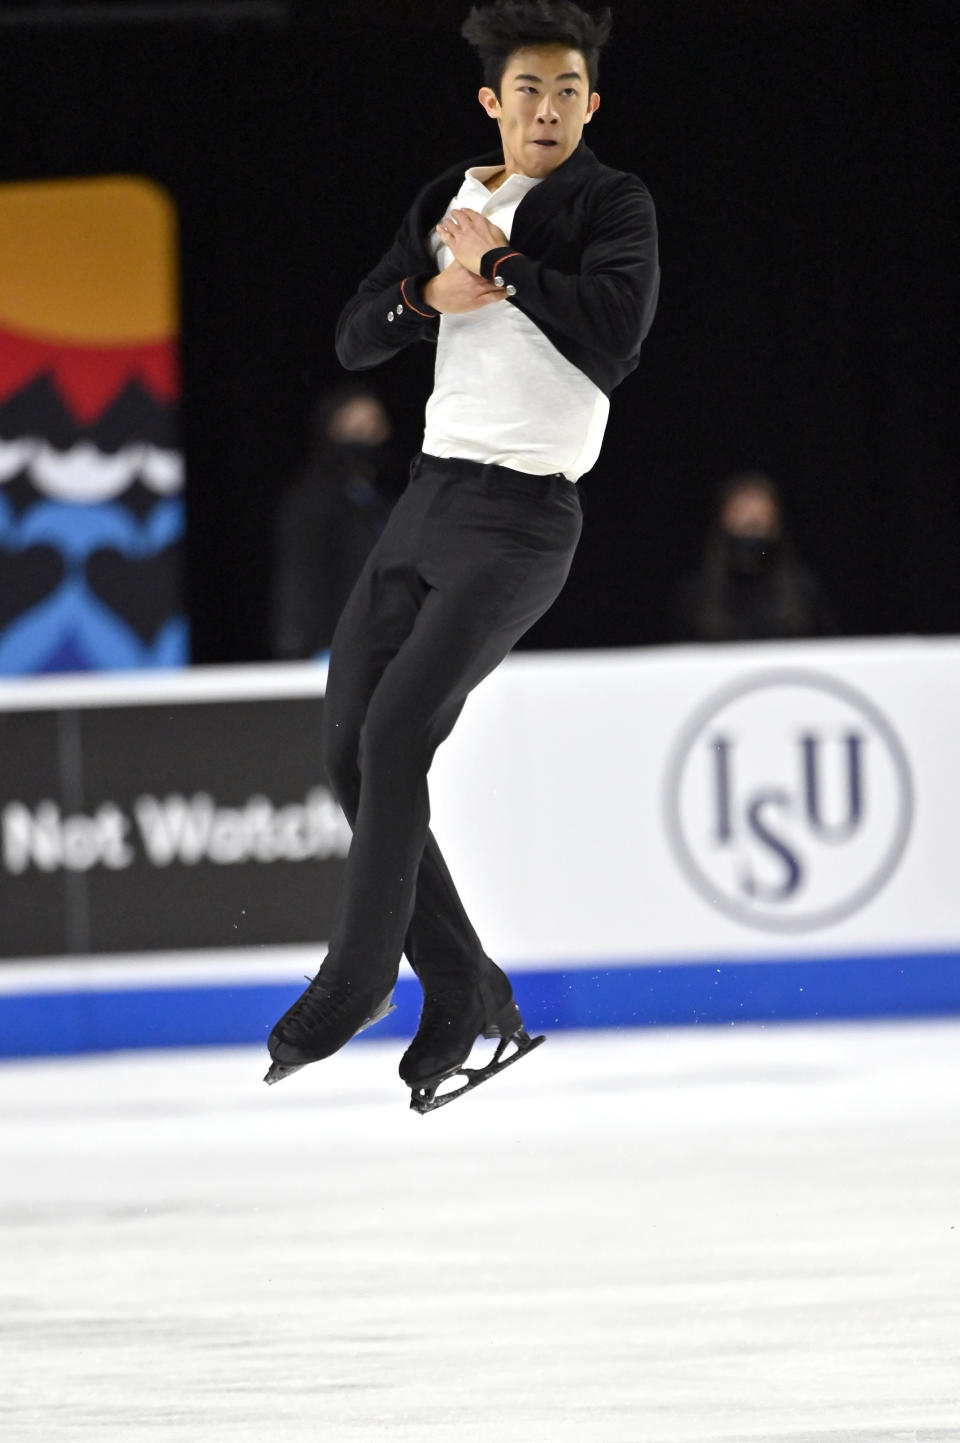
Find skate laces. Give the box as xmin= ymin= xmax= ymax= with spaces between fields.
xmin=284 ymin=975 xmax=354 ymax=1041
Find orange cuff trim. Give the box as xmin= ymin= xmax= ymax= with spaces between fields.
xmin=491 ymin=251 xmax=522 ymax=281
xmin=400 ymin=277 xmax=435 ymax=319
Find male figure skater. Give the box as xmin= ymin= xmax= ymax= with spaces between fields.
xmin=265 ymin=0 xmax=659 ymax=1111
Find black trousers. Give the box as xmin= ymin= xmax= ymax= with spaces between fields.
xmin=320 ymin=451 xmax=583 ymax=991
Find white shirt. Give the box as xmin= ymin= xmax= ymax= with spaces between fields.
xmin=421 ymin=165 xmax=609 ymax=482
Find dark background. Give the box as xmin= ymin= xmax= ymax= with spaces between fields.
xmin=1 ymin=0 xmax=956 ymax=658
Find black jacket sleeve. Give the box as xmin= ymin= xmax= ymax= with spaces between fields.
xmin=479 ymin=176 xmax=659 ymax=362
xmin=334 ymin=217 xmax=439 ymax=371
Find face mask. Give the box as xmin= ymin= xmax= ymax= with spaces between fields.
xmin=723 ymin=532 xmax=779 ymax=574
xmin=330 ymin=440 xmax=390 ymax=480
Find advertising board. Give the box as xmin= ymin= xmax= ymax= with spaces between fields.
xmin=2 ymin=641 xmax=958 ymax=1056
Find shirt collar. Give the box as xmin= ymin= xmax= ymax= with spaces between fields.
xmin=463 ymin=165 xmax=543 ymax=201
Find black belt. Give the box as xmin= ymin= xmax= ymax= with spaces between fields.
xmin=414 ymin=451 xmax=567 ymax=484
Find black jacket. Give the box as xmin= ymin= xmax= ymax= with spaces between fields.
xmin=335 ymin=142 xmax=659 ymax=398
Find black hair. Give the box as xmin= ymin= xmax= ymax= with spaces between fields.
xmin=461 ymin=1 xmax=612 ymax=97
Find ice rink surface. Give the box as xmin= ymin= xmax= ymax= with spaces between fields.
xmin=2 ymin=1020 xmax=959 ymax=1443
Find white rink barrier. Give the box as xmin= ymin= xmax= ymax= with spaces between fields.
xmin=2 ymin=638 xmax=959 ymax=1057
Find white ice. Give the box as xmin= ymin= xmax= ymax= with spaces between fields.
xmin=1 ymin=1020 xmax=959 ymax=1443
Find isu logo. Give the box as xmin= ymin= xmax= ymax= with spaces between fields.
xmin=664 ymin=670 xmax=913 ymax=932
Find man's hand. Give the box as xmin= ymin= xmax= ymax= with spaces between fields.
xmin=423 ymin=261 xmax=506 ymax=315
xmin=435 ymin=208 xmax=509 ymax=276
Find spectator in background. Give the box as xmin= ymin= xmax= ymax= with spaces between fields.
xmin=672 ymin=470 xmax=836 ymax=642
xmin=270 ymin=386 xmax=397 ymax=658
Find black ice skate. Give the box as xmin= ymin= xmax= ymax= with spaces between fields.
xmin=264 ymin=970 xmax=395 ymax=1085
xmin=400 ymin=967 xmax=544 ymax=1114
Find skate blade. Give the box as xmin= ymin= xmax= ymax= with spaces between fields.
xmin=355 ymin=994 xmax=396 ymax=1035
xmin=263 ymin=1060 xmax=305 ymax=1086
xmin=409 ymin=1030 xmax=545 ymax=1115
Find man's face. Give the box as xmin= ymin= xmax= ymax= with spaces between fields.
xmin=721 ymin=489 xmax=781 ymax=540
xmin=328 ymin=396 xmax=391 ymax=446
xmin=479 ymin=45 xmax=600 ymax=180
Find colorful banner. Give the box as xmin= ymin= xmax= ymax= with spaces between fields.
xmin=0 ymin=175 xmax=186 ymax=673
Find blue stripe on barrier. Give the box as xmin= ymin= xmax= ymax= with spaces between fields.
xmin=1 ymin=950 xmax=959 ymax=1060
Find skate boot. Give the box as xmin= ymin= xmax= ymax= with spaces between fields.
xmin=264 ymin=967 xmax=395 ymax=1085
xmin=400 ymin=963 xmax=544 ymax=1114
